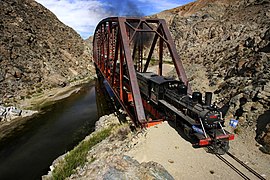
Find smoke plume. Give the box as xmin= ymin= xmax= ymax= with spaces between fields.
xmin=103 ymin=0 xmax=144 ymax=17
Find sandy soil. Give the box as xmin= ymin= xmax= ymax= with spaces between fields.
xmin=147 ymin=64 xmax=175 ymax=77
xmin=228 ymin=125 xmax=270 ymax=179
xmin=126 ymin=121 xmax=269 ymax=179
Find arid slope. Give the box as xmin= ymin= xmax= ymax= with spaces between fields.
xmin=0 ymin=0 xmax=95 ymax=107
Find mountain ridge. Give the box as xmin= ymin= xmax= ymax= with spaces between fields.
xmin=0 ymin=0 xmax=95 ymax=108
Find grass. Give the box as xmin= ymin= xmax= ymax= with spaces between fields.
xmin=52 ymin=126 xmax=114 ymax=180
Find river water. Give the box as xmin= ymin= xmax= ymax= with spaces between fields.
xmin=0 ymin=82 xmax=99 ymax=179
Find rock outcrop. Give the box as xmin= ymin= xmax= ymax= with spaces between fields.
xmin=0 ymin=0 xmax=95 ymax=106
xmin=72 ymin=155 xmax=174 ymax=180
xmin=152 ymin=0 xmax=270 ymax=151
xmin=0 ymin=105 xmax=37 ymax=122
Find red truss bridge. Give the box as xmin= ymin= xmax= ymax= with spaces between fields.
xmin=93 ymin=17 xmax=234 ymax=154
xmin=93 ymin=17 xmax=190 ymax=126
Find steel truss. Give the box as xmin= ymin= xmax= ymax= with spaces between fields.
xmin=93 ymin=17 xmax=190 ymax=127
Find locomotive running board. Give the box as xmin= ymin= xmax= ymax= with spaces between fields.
xmin=159 ymin=100 xmax=197 ymax=125
xmin=159 ymin=100 xmax=234 ymax=146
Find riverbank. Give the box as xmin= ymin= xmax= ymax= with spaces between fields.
xmin=17 ymin=76 xmax=96 ymax=111
xmin=0 ymin=76 xmax=96 ymax=142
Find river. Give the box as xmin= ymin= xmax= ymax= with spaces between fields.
xmin=0 ymin=82 xmax=100 ymax=179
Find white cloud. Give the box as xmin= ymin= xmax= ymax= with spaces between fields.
xmin=35 ymin=0 xmax=110 ymax=39
xmin=35 ymin=0 xmax=190 ymax=39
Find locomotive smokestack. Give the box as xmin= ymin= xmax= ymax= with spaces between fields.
xmin=192 ymin=92 xmax=202 ymax=104
xmin=179 ymin=84 xmax=187 ymax=95
xmin=205 ymin=92 xmax=212 ymax=106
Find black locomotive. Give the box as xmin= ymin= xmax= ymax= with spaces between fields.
xmin=137 ymin=72 xmax=234 ymax=154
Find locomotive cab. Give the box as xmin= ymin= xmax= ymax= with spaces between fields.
xmin=137 ymin=72 xmax=182 ymax=104
xmin=150 ymin=77 xmax=183 ymax=104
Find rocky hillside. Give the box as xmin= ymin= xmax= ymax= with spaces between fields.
xmin=153 ymin=0 xmax=270 ymax=152
xmin=0 ymin=0 xmax=94 ymax=107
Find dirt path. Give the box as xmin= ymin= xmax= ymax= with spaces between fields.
xmin=126 ymin=121 xmax=269 ymax=179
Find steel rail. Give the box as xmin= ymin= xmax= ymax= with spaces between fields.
xmin=215 ymin=153 xmax=250 ymax=180
xmin=208 ymin=146 xmax=266 ymax=180
xmin=226 ymin=152 xmax=266 ymax=180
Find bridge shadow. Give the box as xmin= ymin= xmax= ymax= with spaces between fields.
xmin=95 ymin=78 xmax=130 ymax=126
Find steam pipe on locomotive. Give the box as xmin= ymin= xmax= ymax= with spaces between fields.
xmin=136 ymin=72 xmax=234 ymax=155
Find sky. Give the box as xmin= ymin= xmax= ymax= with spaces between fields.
xmin=35 ymin=0 xmax=194 ymax=39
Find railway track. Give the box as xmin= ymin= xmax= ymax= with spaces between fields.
xmin=208 ymin=147 xmax=266 ymax=180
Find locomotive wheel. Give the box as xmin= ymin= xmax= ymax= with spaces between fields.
xmin=183 ymin=124 xmax=192 ymax=139
xmin=184 ymin=127 xmax=191 ymax=139
xmin=213 ymin=140 xmax=229 ymax=155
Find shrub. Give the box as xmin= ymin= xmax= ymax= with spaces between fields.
xmin=52 ymin=126 xmax=113 ymax=180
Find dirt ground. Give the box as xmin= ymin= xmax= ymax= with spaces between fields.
xmin=126 ymin=121 xmax=270 ymax=179
xmin=228 ymin=125 xmax=270 ymax=179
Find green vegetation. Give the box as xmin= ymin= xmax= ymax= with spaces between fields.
xmin=164 ymin=60 xmax=174 ymax=65
xmin=149 ymin=58 xmax=158 ymax=66
xmin=234 ymin=127 xmax=241 ymax=134
xmin=52 ymin=126 xmax=114 ymax=180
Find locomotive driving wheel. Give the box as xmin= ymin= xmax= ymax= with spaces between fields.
xmin=213 ymin=139 xmax=229 ymax=155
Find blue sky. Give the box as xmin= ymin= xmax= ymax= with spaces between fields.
xmin=35 ymin=0 xmax=194 ymax=39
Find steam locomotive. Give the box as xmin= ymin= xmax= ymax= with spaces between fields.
xmin=137 ymin=72 xmax=234 ymax=155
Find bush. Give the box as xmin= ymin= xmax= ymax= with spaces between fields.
xmin=52 ymin=126 xmax=113 ymax=180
